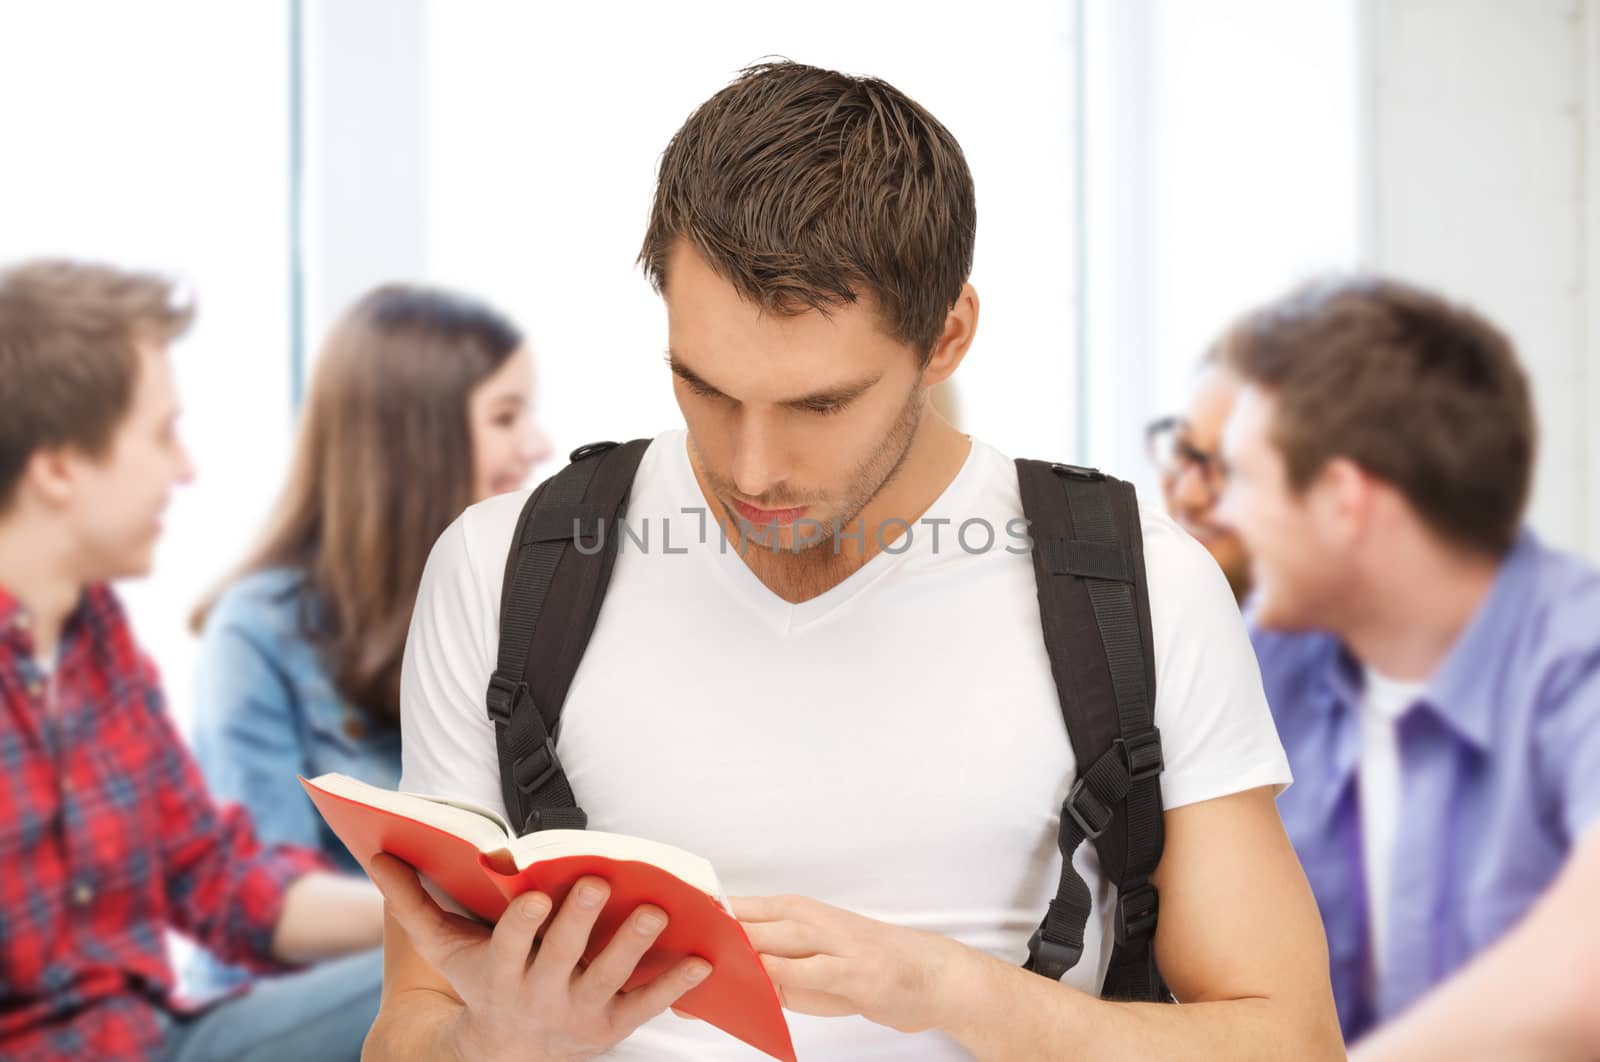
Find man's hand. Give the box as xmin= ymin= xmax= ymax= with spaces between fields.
xmin=734 ymin=893 xmax=964 ymax=1034
xmin=739 ymin=789 xmax=1343 ymax=1062
xmin=368 ymin=853 xmax=712 ymax=1062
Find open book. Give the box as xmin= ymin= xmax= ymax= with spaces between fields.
xmin=300 ymin=773 xmax=796 ymax=1062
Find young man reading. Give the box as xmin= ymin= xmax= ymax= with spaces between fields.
xmin=0 ymin=260 xmax=385 ymax=1061
xmin=365 ymin=62 xmax=1343 ymax=1061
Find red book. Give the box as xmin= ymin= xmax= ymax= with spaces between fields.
xmin=301 ymin=773 xmax=796 ymax=1062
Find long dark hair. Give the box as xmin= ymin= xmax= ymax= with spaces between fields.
xmin=192 ymin=284 xmax=523 ymax=721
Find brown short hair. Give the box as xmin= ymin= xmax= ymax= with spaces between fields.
xmin=1220 ymin=275 xmax=1535 ymax=557
xmin=639 ymin=60 xmax=976 ymax=361
xmin=0 ymin=259 xmax=194 ymax=511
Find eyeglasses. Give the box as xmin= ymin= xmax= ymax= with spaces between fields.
xmin=1145 ymin=416 xmax=1228 ymax=498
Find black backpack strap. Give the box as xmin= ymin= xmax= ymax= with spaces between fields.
xmin=1016 ymin=459 xmax=1169 ymax=1002
xmin=489 ymin=439 xmax=651 ymax=836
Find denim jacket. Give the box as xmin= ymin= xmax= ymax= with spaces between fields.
xmin=184 ymin=567 xmax=402 ymax=996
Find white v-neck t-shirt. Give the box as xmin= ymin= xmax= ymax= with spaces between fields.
xmin=399 ymin=430 xmax=1292 ymax=1060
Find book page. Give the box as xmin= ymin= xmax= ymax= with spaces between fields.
xmin=309 ymin=773 xmax=723 ymax=899
xmin=417 ymin=792 xmax=514 ymax=837
xmin=308 ymin=772 xmax=512 ymax=853
xmin=508 ymin=829 xmax=722 ymax=897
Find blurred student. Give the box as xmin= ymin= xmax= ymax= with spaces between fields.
xmin=1146 ymin=354 xmax=1252 ymax=602
xmin=186 ymin=284 xmax=550 ymax=998
xmin=0 ymin=259 xmax=383 ymax=1061
xmin=1215 ymin=276 xmax=1600 ymax=1060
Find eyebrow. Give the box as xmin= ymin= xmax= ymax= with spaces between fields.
xmin=665 ymin=350 xmax=881 ymax=410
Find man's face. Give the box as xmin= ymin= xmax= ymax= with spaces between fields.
xmin=1153 ymin=365 xmax=1252 ymax=598
xmin=63 ymin=342 xmax=194 ymax=581
xmin=1216 ymin=385 xmax=1344 ymax=629
xmin=663 ymin=240 xmax=927 ymax=553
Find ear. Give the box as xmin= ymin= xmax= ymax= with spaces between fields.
xmin=19 ymin=446 xmax=82 ymax=509
xmin=1308 ymin=456 xmax=1373 ymax=549
xmin=920 ymin=282 xmax=979 ymax=388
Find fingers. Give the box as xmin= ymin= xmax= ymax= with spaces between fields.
xmin=527 ymin=876 xmax=610 ymax=990
xmin=741 ymin=918 xmax=829 ymax=959
xmin=760 ymin=952 xmax=860 ymax=1019
xmin=761 ymin=952 xmax=850 ymax=995
xmin=489 ymin=890 xmax=552 ymax=984
xmin=368 ymin=853 xmax=486 ymax=967
xmin=572 ymin=904 xmax=669 ymax=1007
xmin=610 ymin=955 xmax=714 ymax=1032
xmin=729 ymin=894 xmax=807 ymax=922
xmin=767 ymin=984 xmax=858 ymax=1019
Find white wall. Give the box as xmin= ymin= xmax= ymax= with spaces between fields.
xmin=1362 ymin=0 xmax=1599 ymax=560
xmin=1081 ymin=0 xmax=1364 ymax=489
xmin=1588 ymin=4 xmax=1600 ymax=562
xmin=300 ymin=0 xmax=427 ymax=353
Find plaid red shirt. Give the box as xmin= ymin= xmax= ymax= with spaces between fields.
xmin=0 ymin=583 xmax=329 ymax=1061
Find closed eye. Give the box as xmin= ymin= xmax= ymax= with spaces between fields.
xmin=684 ymin=379 xmax=726 ymax=401
xmin=796 ymin=398 xmax=850 ymax=416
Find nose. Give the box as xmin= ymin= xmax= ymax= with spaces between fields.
xmin=730 ymin=413 xmax=785 ymax=501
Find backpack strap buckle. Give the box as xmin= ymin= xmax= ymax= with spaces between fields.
xmin=1025 ymin=919 xmax=1085 ymax=981
xmin=1115 ymin=881 xmax=1160 ymax=946
xmin=1063 ymin=776 xmax=1115 ymax=842
xmin=485 ymin=671 xmax=527 ymax=725
xmin=1116 ymin=727 xmax=1164 ymax=782
xmin=512 ymin=736 xmax=565 ymax=796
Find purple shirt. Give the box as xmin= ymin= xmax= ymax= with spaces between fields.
xmin=1251 ymin=530 xmax=1600 ymax=1043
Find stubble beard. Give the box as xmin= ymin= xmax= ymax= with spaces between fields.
xmin=695 ymin=384 xmax=926 ymax=600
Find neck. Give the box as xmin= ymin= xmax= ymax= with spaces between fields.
xmin=1336 ymin=537 xmax=1502 ymax=682
xmin=695 ymin=412 xmax=972 ymax=604
xmin=0 ymin=509 xmax=84 ymax=661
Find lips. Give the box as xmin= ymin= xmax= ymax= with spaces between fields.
xmin=731 ymin=498 xmax=809 ymax=527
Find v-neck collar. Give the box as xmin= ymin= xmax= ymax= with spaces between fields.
xmin=664 ymin=430 xmax=982 ymax=635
